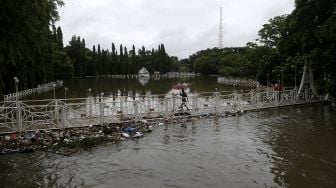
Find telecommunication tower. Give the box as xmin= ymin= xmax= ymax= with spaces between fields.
xmin=218 ymin=7 xmax=223 ymax=49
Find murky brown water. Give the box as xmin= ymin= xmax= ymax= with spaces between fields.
xmin=1 ymin=104 xmax=335 ymax=188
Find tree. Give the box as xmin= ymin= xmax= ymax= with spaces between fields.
xmin=258 ymin=15 xmax=287 ymax=48
xmin=278 ymin=0 xmax=336 ymax=95
xmin=0 ymin=0 xmax=66 ymax=93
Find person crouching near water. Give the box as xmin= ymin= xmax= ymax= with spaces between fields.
xmin=179 ymin=88 xmax=189 ymax=111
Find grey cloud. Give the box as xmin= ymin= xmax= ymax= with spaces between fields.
xmin=58 ymin=0 xmax=294 ymax=59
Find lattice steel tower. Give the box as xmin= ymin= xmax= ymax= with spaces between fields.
xmin=218 ymin=7 xmax=223 ymax=49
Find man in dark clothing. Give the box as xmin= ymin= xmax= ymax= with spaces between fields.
xmin=179 ymin=88 xmax=189 ymax=111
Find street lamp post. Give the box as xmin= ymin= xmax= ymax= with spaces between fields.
xmin=100 ymin=92 xmax=104 ymax=124
xmin=88 ymin=88 xmax=92 ymax=117
xmin=14 ymin=77 xmax=19 ymax=101
xmin=14 ymin=77 xmax=20 ymax=132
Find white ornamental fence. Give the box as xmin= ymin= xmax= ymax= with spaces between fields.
xmin=0 ymin=88 xmax=320 ymax=133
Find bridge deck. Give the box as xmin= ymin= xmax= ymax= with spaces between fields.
xmin=0 ymin=89 xmax=323 ymax=133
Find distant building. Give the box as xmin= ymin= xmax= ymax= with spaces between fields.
xmin=153 ymin=71 xmax=160 ymax=80
xmin=138 ymin=67 xmax=150 ymax=78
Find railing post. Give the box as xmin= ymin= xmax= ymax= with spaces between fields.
xmin=165 ymin=97 xmax=169 ymax=119
xmin=256 ymin=92 xmax=260 ymax=110
xmin=88 ymin=97 xmax=92 ymax=117
xmin=290 ymin=90 xmax=294 ymax=105
xmin=172 ymin=94 xmax=176 ymax=112
xmin=215 ymin=91 xmax=219 ymax=116
xmin=100 ymin=93 xmax=104 ymax=125
xmin=290 ymin=89 xmax=296 ymax=105
xmin=232 ymin=93 xmax=236 ymax=111
xmin=192 ymin=93 xmax=197 ymax=116
xmin=16 ymin=101 xmax=22 ymax=132
xmin=147 ymin=94 xmax=151 ymax=113
xmin=134 ymin=100 xmax=139 ymax=121
xmin=236 ymin=93 xmax=241 ymax=112
xmin=55 ymin=99 xmax=59 ymax=123
xmin=120 ymin=96 xmax=124 ymax=118
xmin=275 ymin=91 xmax=279 ymax=107
xmin=61 ymin=104 xmax=66 ymax=128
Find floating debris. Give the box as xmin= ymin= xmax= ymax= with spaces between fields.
xmin=122 ymin=132 xmax=130 ymax=138
xmin=0 ymin=120 xmax=156 ymax=156
xmin=133 ymin=132 xmax=143 ymax=138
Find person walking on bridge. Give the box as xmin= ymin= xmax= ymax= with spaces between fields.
xmin=179 ymin=88 xmax=189 ymax=111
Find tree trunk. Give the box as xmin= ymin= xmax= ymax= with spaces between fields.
xmin=297 ymin=59 xmax=317 ymax=97
xmin=297 ymin=60 xmax=308 ymax=97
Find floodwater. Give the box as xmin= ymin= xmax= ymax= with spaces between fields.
xmin=1 ymin=104 xmax=335 ymax=188
xmin=1 ymin=77 xmax=336 ymax=187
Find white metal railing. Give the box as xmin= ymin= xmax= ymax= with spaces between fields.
xmin=0 ymin=89 xmax=322 ymax=133
xmin=3 ymin=80 xmax=63 ymax=101
xmin=217 ymin=77 xmax=259 ymax=87
xmin=84 ymin=72 xmax=198 ymax=79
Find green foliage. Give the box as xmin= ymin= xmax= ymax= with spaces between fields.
xmin=0 ymin=0 xmax=70 ymax=94
xmin=64 ymin=40 xmax=178 ymax=77
xmin=258 ymin=15 xmax=287 ymax=48
xmin=188 ymin=0 xmax=336 ymax=97
xmin=278 ymin=0 xmax=336 ymax=95
xmin=194 ymin=55 xmax=218 ymax=75
xmin=219 ymin=53 xmax=248 ymax=77
xmin=0 ymin=0 xmax=180 ymax=95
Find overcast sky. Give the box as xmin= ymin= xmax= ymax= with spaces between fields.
xmin=58 ymin=0 xmax=295 ymax=59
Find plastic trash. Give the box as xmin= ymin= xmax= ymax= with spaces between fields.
xmin=143 ymin=125 xmax=154 ymax=133
xmin=122 ymin=132 xmax=130 ymax=138
xmin=124 ymin=127 xmax=137 ymax=133
xmin=133 ymin=132 xmax=143 ymax=138
xmin=158 ymin=122 xmax=164 ymax=126
xmin=4 ymin=135 xmax=10 ymax=141
xmin=24 ymin=132 xmax=35 ymax=140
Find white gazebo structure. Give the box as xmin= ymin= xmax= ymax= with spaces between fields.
xmin=138 ymin=67 xmax=150 ymax=78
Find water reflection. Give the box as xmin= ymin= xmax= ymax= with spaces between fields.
xmin=138 ymin=78 xmax=149 ymax=86
xmin=213 ymin=117 xmax=220 ymax=132
xmin=254 ymin=105 xmax=336 ymax=187
xmin=23 ymin=76 xmax=247 ymax=100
